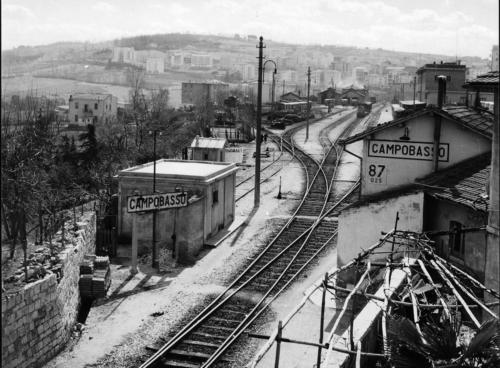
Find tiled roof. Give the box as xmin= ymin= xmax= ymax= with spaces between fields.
xmin=464 ymin=70 xmax=499 ymax=86
xmin=440 ymin=106 xmax=494 ymax=138
xmin=416 ymin=153 xmax=491 ymax=212
xmin=340 ymin=106 xmax=493 ymax=144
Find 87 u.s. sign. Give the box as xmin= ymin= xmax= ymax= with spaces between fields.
xmin=127 ymin=192 xmax=188 ymax=213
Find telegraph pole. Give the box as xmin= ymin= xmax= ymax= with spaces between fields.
xmin=413 ymin=76 xmax=417 ymax=106
xmin=255 ymin=36 xmax=264 ymax=208
xmin=306 ymin=66 xmax=311 ymax=141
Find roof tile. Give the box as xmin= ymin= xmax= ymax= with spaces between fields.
xmin=416 ymin=153 xmax=491 ymax=212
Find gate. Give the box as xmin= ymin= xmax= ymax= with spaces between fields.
xmin=95 ymin=195 xmax=118 ymax=257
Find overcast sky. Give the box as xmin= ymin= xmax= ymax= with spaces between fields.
xmin=1 ymin=0 xmax=498 ymax=58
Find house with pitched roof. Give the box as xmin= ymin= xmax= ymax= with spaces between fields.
xmin=336 ymin=78 xmax=496 ymax=291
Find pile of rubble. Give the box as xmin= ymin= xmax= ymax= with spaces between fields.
xmin=2 ymin=216 xmax=85 ymax=292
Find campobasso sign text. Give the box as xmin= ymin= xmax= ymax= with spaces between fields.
xmin=368 ymin=139 xmax=449 ymax=162
xmin=127 ymin=192 xmax=188 ymax=213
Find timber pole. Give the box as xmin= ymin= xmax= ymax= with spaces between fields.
xmin=255 ymin=36 xmax=264 ymax=208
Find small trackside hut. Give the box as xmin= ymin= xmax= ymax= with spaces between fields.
xmin=116 ymin=159 xmax=238 ymax=264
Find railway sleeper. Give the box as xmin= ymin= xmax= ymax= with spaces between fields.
xmin=167 ymin=349 xmax=213 ymax=361
xmin=159 ymin=358 xmax=200 ymax=368
xmin=217 ymin=308 xmax=247 ymax=318
xmin=190 ymin=331 xmax=227 ymax=341
xmin=207 ymin=316 xmax=242 ymax=328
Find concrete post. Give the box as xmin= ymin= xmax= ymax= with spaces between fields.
xmin=130 ymin=213 xmax=138 ymax=275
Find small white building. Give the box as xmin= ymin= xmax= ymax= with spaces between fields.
xmin=117 ymin=160 xmax=238 ymax=264
xmin=189 ymin=136 xmax=227 ymax=161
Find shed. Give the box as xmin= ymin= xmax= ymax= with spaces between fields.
xmin=189 ymin=136 xmax=227 ymax=161
xmin=117 ymin=159 xmax=238 ymax=263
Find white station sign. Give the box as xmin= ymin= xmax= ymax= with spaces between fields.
xmin=127 ymin=192 xmax=188 ymax=213
xmin=368 ymin=139 xmax=449 ymax=162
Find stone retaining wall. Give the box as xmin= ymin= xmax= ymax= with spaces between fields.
xmin=1 ymin=211 xmax=96 ymax=368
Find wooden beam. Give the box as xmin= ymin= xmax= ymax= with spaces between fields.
xmin=429 ymin=259 xmax=481 ymax=328
xmin=323 ymin=262 xmax=371 ymax=367
xmin=417 ymin=259 xmax=451 ymax=320
xmin=435 ymin=259 xmax=498 ymax=320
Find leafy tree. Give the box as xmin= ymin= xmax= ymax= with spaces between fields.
xmin=386 ymin=316 xmax=500 ymax=368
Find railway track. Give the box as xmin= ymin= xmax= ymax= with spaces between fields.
xmin=235 ymin=145 xmax=287 ymax=202
xmin=138 ymin=110 xmax=364 ymax=368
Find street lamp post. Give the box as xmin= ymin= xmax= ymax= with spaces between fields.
xmin=263 ymin=60 xmax=277 ymax=111
xmin=255 ymin=39 xmax=278 ymax=208
xmin=306 ymin=66 xmax=311 ymax=141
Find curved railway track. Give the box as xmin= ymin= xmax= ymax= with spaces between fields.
xmin=235 ymin=146 xmax=286 ymax=202
xmin=138 ymin=110 xmax=365 ymax=368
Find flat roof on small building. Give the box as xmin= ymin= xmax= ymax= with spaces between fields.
xmin=118 ymin=159 xmax=238 ymax=183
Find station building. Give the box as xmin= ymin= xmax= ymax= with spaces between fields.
xmin=116 ymin=159 xmax=238 ymax=263
xmin=337 ymin=80 xmax=495 ymax=286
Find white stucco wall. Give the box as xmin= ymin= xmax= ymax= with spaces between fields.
xmin=337 ymin=192 xmax=425 ymax=268
xmin=359 ymin=114 xmax=491 ymax=196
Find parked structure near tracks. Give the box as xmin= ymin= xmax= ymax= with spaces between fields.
xmin=116 ymin=159 xmax=238 ymax=263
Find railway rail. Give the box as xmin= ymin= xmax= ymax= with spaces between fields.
xmin=138 ymin=109 xmax=366 ymax=368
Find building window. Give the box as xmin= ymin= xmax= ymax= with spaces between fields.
xmin=212 ymin=190 xmax=219 ymax=205
xmin=75 ymin=102 xmax=79 ymax=109
xmin=449 ymin=221 xmax=464 ymax=258
xmin=204 ymin=153 xmax=209 ymax=160
xmin=95 ymin=103 xmax=98 ymax=110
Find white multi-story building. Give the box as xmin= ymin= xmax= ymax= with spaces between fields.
xmin=146 ymin=57 xmax=165 ymax=73
xmin=279 ymin=69 xmax=298 ymax=83
xmin=235 ymin=63 xmax=257 ymax=81
xmin=191 ymin=54 xmax=213 ymax=68
xmin=353 ymin=66 xmax=368 ymax=84
xmin=68 ymin=93 xmax=117 ymax=125
xmin=112 ymin=47 xmax=135 ymax=64
xmin=492 ymin=45 xmax=499 ymax=71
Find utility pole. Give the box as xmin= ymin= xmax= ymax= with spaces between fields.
xmin=306 ymin=66 xmax=311 ymax=141
xmin=413 ymin=76 xmax=417 ymax=106
xmin=255 ymin=36 xmax=264 ymax=208
xmin=152 ymin=130 xmax=158 ymax=270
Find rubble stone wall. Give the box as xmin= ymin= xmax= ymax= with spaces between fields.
xmin=1 ymin=211 xmax=96 ymax=368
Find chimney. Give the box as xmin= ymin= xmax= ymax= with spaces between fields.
xmin=195 ymin=135 xmax=200 ymax=147
xmin=435 ymin=75 xmax=449 ymax=108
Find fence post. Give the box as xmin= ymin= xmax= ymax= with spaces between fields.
xmin=112 ymin=226 xmax=117 ymax=257
xmin=274 ymin=320 xmax=283 ymax=368
xmin=317 ymin=273 xmax=328 ymax=368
